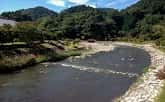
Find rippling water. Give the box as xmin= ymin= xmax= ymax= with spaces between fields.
xmin=0 ymin=46 xmax=151 ymax=102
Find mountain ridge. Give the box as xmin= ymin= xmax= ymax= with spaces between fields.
xmin=0 ymin=6 xmax=57 ymax=21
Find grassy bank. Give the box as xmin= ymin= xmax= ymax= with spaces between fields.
xmin=0 ymin=40 xmax=83 ymax=73
xmin=0 ymin=50 xmax=82 ymax=73
xmin=157 ymin=82 xmax=165 ymax=102
xmin=48 ymin=50 xmax=82 ymax=62
xmin=0 ymin=55 xmax=36 ymax=73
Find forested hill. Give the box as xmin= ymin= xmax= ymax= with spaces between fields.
xmin=125 ymin=0 xmax=165 ymax=14
xmin=122 ymin=0 xmax=165 ymax=31
xmin=120 ymin=0 xmax=165 ymax=42
xmin=0 ymin=0 xmax=165 ymax=45
xmin=0 ymin=6 xmax=57 ymax=21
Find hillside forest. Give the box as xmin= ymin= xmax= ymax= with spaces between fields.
xmin=0 ymin=0 xmax=165 ymax=46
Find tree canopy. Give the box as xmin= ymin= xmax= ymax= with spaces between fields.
xmin=0 ymin=0 xmax=165 ymax=45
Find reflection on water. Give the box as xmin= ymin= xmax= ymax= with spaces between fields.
xmin=0 ymin=46 xmax=151 ymax=102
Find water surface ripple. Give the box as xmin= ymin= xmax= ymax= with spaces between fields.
xmin=0 ymin=46 xmax=151 ymax=102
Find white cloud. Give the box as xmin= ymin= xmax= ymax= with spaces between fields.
xmin=46 ymin=0 xmax=138 ymax=9
xmin=47 ymin=0 xmax=65 ymax=7
xmin=68 ymin=0 xmax=89 ymax=5
xmin=107 ymin=0 xmax=139 ymax=7
xmin=47 ymin=0 xmax=94 ymax=8
xmin=88 ymin=4 xmax=96 ymax=8
xmin=107 ymin=0 xmax=126 ymax=6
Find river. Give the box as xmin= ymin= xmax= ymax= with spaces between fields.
xmin=0 ymin=45 xmax=151 ymax=102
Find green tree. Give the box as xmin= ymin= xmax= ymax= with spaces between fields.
xmin=16 ymin=22 xmax=43 ymax=43
xmin=0 ymin=24 xmax=14 ymax=44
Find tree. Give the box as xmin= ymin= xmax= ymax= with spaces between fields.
xmin=16 ymin=22 xmax=43 ymax=43
xmin=0 ymin=24 xmax=14 ymax=44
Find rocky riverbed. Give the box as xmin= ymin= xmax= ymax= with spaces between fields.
xmin=114 ymin=43 xmax=165 ymax=102
xmin=80 ymin=41 xmax=165 ymax=102
xmin=0 ymin=41 xmax=163 ymax=102
xmin=0 ymin=42 xmax=151 ymax=102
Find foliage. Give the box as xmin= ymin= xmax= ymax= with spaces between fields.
xmin=0 ymin=6 xmax=57 ymax=21
xmin=157 ymin=83 xmax=165 ymax=102
xmin=36 ymin=5 xmax=121 ymax=40
xmin=0 ymin=0 xmax=165 ymax=45
xmin=0 ymin=22 xmax=44 ymax=43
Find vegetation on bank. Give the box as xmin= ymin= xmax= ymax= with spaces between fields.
xmin=157 ymin=83 xmax=165 ymax=102
xmin=0 ymin=40 xmax=83 ymax=73
xmin=0 ymin=54 xmax=35 ymax=73
xmin=0 ymin=50 xmax=82 ymax=73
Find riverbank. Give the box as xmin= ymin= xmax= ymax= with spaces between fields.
xmin=79 ymin=41 xmax=115 ymax=55
xmin=80 ymin=41 xmax=165 ymax=102
xmin=1 ymin=41 xmax=165 ymax=102
xmin=0 ymin=40 xmax=83 ymax=73
xmin=113 ymin=42 xmax=165 ymax=102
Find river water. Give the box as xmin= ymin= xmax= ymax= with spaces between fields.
xmin=0 ymin=46 xmax=151 ymax=102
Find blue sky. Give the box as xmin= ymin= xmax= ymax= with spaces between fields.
xmin=0 ymin=0 xmax=139 ymax=13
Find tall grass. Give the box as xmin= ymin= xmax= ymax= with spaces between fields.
xmin=0 ymin=55 xmax=36 ymax=73
xmin=0 ymin=50 xmax=82 ymax=73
